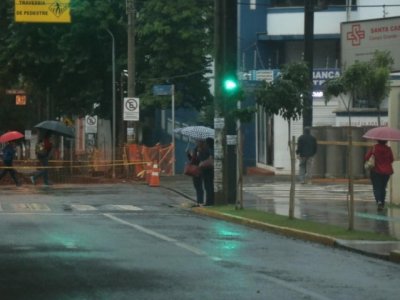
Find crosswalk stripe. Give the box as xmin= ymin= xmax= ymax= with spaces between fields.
xmin=102 ymin=205 xmax=143 ymax=211
xmin=11 ymin=203 xmax=51 ymax=212
xmin=1 ymin=203 xmax=146 ymax=213
xmin=244 ymin=184 xmax=375 ymax=202
xmin=70 ymin=204 xmax=97 ymax=211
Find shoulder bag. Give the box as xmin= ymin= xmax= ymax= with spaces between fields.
xmin=364 ymin=146 xmax=375 ymax=171
xmin=184 ymin=163 xmax=201 ymax=177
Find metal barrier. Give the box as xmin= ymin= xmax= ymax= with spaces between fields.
xmin=0 ymin=143 xmax=174 ymax=185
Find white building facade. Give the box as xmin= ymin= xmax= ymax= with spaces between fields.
xmin=239 ymin=0 xmax=400 ymax=174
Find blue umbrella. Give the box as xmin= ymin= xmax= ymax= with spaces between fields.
xmin=35 ymin=120 xmax=74 ymax=138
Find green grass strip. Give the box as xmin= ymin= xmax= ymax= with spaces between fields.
xmin=206 ymin=205 xmax=397 ymax=241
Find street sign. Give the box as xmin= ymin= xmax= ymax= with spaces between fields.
xmin=24 ymin=130 xmax=32 ymax=140
xmin=341 ymin=16 xmax=400 ymax=71
xmin=15 ymin=0 xmax=71 ymax=23
xmin=214 ymin=117 xmax=225 ymax=129
xmin=85 ymin=115 xmax=98 ymax=134
xmin=226 ymin=135 xmax=237 ymax=145
xmin=123 ymin=97 xmax=140 ymax=121
xmin=153 ymin=85 xmax=173 ymax=96
xmin=6 ymin=89 xmax=25 ymax=95
xmin=15 ymin=94 xmax=27 ymax=106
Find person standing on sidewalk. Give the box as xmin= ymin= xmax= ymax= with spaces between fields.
xmin=365 ymin=140 xmax=393 ymax=210
xmin=200 ymin=137 xmax=214 ymax=206
xmin=0 ymin=141 xmax=21 ymax=186
xmin=296 ymin=127 xmax=317 ymax=184
xmin=31 ymin=131 xmax=53 ymax=186
xmin=187 ymin=139 xmax=213 ymax=206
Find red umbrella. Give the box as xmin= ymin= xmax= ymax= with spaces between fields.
xmin=0 ymin=131 xmax=24 ymax=143
xmin=363 ymin=127 xmax=400 ymax=141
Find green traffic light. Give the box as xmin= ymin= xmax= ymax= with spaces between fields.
xmin=223 ymin=78 xmax=238 ymax=91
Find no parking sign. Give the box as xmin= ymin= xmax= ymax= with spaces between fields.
xmin=85 ymin=115 xmax=98 ymax=134
xmin=124 ymin=97 xmax=140 ymax=121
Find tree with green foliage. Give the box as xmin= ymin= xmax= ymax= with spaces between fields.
xmin=0 ymin=0 xmax=126 ymax=127
xmin=323 ymin=50 xmax=393 ymax=230
xmin=323 ymin=62 xmax=365 ymax=231
xmin=256 ymin=61 xmax=311 ymax=219
xmin=0 ymin=0 xmax=214 ymax=136
xmin=136 ymin=0 xmax=213 ymax=112
xmin=364 ymin=50 xmax=393 ymax=125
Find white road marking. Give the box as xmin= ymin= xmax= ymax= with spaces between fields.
xmin=0 ymin=203 xmax=144 ymax=213
xmin=103 ymin=213 xmax=332 ymax=300
xmin=103 ymin=213 xmax=207 ymax=256
xmin=11 ymin=203 xmax=51 ymax=212
xmin=70 ymin=204 xmax=97 ymax=211
xmin=101 ymin=204 xmax=143 ymax=211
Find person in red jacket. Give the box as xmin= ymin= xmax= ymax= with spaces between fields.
xmin=365 ymin=140 xmax=394 ymax=210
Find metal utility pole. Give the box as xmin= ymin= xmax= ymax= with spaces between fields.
xmin=214 ymin=0 xmax=237 ymax=204
xmin=303 ymin=0 xmax=314 ymax=128
xmin=214 ymin=0 xmax=224 ymax=204
xmin=106 ymin=29 xmax=116 ymax=178
xmin=126 ymin=0 xmax=136 ymax=143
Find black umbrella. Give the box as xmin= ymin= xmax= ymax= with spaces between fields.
xmin=34 ymin=120 xmax=74 ymax=138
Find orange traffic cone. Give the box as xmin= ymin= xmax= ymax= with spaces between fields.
xmin=145 ymin=162 xmax=152 ymax=184
xmin=149 ymin=162 xmax=160 ymax=187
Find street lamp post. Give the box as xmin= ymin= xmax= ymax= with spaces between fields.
xmin=106 ymin=29 xmax=116 ymax=178
xmin=126 ymin=0 xmax=136 ymax=143
xmin=303 ymin=0 xmax=314 ymax=128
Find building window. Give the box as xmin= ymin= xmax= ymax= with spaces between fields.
xmin=352 ymin=98 xmax=377 ymax=109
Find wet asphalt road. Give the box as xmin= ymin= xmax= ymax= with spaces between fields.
xmin=0 ymin=183 xmax=400 ymax=300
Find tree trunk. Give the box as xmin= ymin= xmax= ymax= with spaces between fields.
xmin=347 ymin=121 xmax=354 ymax=230
xmin=289 ymin=121 xmax=296 ymax=219
xmin=289 ymin=136 xmax=296 ymax=219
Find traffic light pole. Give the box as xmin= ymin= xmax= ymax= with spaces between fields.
xmin=213 ymin=0 xmax=224 ymax=203
xmin=214 ymin=0 xmax=237 ymax=205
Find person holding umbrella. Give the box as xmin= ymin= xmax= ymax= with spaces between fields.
xmin=187 ymin=138 xmax=214 ymax=206
xmin=31 ymin=131 xmax=53 ymax=186
xmin=0 ymin=141 xmax=21 ymax=186
xmin=363 ymin=127 xmax=400 ymax=211
xmin=365 ymin=140 xmax=394 ymax=210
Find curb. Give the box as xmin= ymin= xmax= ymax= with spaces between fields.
xmin=390 ymin=250 xmax=400 ymax=263
xmin=162 ymin=185 xmax=400 ymax=264
xmin=192 ymin=207 xmax=336 ymax=247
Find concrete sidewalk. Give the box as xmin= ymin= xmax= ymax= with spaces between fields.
xmin=160 ymin=174 xmax=400 ymax=263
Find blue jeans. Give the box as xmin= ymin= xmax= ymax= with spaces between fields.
xmin=370 ymin=171 xmax=390 ymax=204
xmin=299 ymin=156 xmax=313 ymax=183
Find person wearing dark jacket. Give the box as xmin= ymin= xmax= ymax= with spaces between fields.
xmin=0 ymin=141 xmax=20 ymax=186
xmin=296 ymin=127 xmax=317 ymax=184
xmin=365 ymin=140 xmax=394 ymax=210
xmin=31 ymin=132 xmax=53 ymax=186
xmin=187 ymin=139 xmax=214 ymax=206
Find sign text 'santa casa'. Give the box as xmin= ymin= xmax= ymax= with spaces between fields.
xmin=15 ymin=0 xmax=71 ymax=23
xmin=341 ymin=16 xmax=400 ymax=71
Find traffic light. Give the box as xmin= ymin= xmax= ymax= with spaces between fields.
xmin=222 ymin=75 xmax=239 ymax=97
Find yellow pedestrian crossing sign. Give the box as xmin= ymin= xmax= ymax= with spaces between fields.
xmin=15 ymin=0 xmax=71 ymax=23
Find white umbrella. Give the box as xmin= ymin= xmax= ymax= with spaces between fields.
xmin=178 ymin=126 xmax=214 ymax=140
